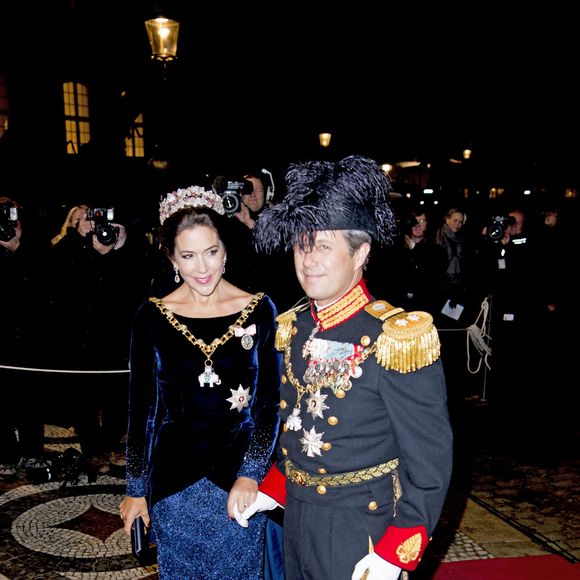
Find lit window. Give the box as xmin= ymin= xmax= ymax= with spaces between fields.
xmin=125 ymin=113 xmax=145 ymax=158
xmin=63 ymin=82 xmax=90 ymax=155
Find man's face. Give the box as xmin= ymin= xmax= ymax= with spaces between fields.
xmin=241 ymin=177 xmax=265 ymax=213
xmin=544 ymin=211 xmax=557 ymax=227
xmin=508 ymin=210 xmax=524 ymax=236
xmin=411 ymin=213 xmax=427 ymax=239
xmin=293 ymin=230 xmax=369 ymax=307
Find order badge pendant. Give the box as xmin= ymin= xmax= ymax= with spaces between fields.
xmin=241 ymin=334 xmax=254 ymax=350
xmin=198 ymin=365 xmax=221 ymax=388
xmin=285 ymin=406 xmax=303 ymax=431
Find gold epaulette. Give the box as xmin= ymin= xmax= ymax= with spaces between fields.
xmin=365 ymin=300 xmax=405 ymax=321
xmin=275 ymin=302 xmax=309 ymax=351
xmin=372 ymin=306 xmax=440 ymax=373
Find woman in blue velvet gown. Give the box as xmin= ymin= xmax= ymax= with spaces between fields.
xmin=119 ymin=186 xmax=281 ymax=579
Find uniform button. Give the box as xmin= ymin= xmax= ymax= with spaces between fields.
xmin=327 ymin=416 xmax=338 ymax=426
xmin=292 ymin=327 xmax=298 ymax=335
xmin=282 ymin=447 xmax=288 ymax=455
xmin=283 ymin=423 xmax=288 ymax=432
xmin=281 ymin=375 xmax=287 ymax=384
xmin=368 ymin=501 xmax=378 ymax=511
xmin=317 ymin=468 xmax=327 ymax=474
xmin=280 ymin=399 xmax=287 ymax=409
xmin=335 ymin=389 xmax=346 ymax=399
xmin=361 ymin=335 xmax=371 ymax=346
xmin=316 ymin=485 xmax=327 ymax=495
xmin=322 ymin=442 xmax=332 ymax=451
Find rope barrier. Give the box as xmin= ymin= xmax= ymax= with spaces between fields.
xmin=433 ymin=298 xmax=494 ymax=372
xmin=466 ymin=296 xmax=493 ymax=375
xmin=1 ymin=299 xmax=494 ymax=388
xmin=0 ymin=365 xmax=129 ymax=374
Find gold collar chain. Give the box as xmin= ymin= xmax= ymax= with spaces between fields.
xmin=150 ymin=293 xmax=263 ymax=358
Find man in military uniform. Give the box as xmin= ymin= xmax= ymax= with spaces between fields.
xmin=237 ymin=156 xmax=453 ymax=580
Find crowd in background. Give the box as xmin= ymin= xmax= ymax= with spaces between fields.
xmin=0 ymin=169 xmax=288 ymax=475
xmin=368 ymin=195 xmax=578 ymax=465
xmin=1 ymin=179 xmax=578 ymax=477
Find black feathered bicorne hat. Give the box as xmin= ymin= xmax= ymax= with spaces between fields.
xmin=253 ymin=155 xmax=398 ymax=253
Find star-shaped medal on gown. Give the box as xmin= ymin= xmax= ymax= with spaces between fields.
xmin=226 ymin=385 xmax=252 ymax=412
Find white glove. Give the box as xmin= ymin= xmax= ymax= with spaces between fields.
xmin=234 ymin=491 xmax=281 ymax=527
xmin=351 ymin=552 xmax=401 ymax=580
xmin=232 ymin=504 xmax=248 ymax=528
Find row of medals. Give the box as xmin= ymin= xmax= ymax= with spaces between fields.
xmin=286 ymin=328 xmax=360 ymax=432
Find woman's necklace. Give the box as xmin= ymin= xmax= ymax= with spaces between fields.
xmin=150 ymin=293 xmax=262 ymax=387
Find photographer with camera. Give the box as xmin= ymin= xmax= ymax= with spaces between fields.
xmin=472 ymin=205 xmax=548 ymax=438
xmin=52 ymin=204 xmax=127 ymax=253
xmin=0 ymin=196 xmax=51 ymax=476
xmin=49 ymin=203 xmax=152 ymax=474
xmin=212 ymin=169 xmax=302 ymax=313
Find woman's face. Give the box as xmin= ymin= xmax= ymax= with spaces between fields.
xmin=173 ymin=225 xmax=226 ymax=296
xmin=445 ymin=212 xmax=464 ymax=233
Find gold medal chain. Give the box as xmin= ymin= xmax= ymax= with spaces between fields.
xmin=151 ymin=293 xmax=262 ymax=358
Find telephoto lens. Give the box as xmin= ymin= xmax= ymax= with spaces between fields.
xmin=95 ymin=223 xmax=119 ymax=245
xmin=485 ymin=215 xmax=516 ymax=242
xmin=25 ymin=458 xmax=54 ymax=485
xmin=87 ymin=207 xmax=119 ymax=245
xmin=212 ymin=177 xmax=253 ymax=215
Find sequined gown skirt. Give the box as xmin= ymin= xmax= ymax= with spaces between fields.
xmin=151 ymin=477 xmax=266 ymax=579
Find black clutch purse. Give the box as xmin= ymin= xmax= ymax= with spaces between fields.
xmin=131 ymin=516 xmax=157 ymax=565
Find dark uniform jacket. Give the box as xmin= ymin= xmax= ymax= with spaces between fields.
xmin=260 ymin=280 xmax=453 ymax=573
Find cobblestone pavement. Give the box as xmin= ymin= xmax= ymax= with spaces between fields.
xmin=415 ymin=397 xmax=580 ymax=577
xmin=0 ymin=411 xmax=578 ymax=578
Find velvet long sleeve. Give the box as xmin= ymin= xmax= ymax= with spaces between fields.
xmin=125 ymin=299 xmax=158 ymax=499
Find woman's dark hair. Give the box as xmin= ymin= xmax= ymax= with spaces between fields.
xmin=159 ymin=207 xmax=230 ymax=257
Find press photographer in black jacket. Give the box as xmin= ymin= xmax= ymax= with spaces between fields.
xmin=50 ymin=204 xmax=152 ymax=473
xmin=216 ymin=169 xmax=302 ymax=313
xmin=0 ymin=196 xmax=51 ymax=475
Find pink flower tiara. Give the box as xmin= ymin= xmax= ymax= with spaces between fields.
xmin=159 ymin=185 xmax=225 ymax=224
